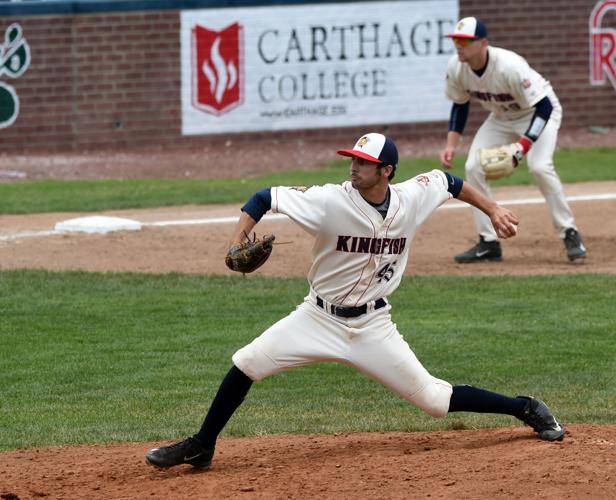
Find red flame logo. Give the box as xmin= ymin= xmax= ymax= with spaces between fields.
xmin=192 ymin=23 xmax=243 ymax=115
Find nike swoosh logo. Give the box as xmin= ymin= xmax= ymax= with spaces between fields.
xmin=475 ymin=250 xmax=491 ymax=257
xmin=184 ymin=453 xmax=204 ymax=461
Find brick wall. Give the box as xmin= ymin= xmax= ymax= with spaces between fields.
xmin=0 ymin=0 xmax=614 ymax=154
xmin=0 ymin=12 xmax=183 ymax=152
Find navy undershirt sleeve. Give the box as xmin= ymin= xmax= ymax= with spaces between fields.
xmin=444 ymin=172 xmax=463 ymax=198
xmin=533 ymin=96 xmax=553 ymax=121
xmin=242 ymin=188 xmax=272 ymax=222
xmin=448 ymin=101 xmax=470 ymax=134
xmin=523 ymin=96 xmax=553 ymax=141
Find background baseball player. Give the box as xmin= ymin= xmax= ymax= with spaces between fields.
xmin=145 ymin=133 xmax=564 ymax=470
xmin=440 ymin=17 xmax=586 ymax=263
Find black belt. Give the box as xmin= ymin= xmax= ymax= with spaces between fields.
xmin=316 ymin=296 xmax=386 ymax=318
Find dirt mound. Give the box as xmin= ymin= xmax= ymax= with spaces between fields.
xmin=1 ymin=425 xmax=614 ymax=499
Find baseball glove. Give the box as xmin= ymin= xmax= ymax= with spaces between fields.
xmin=225 ymin=233 xmax=275 ymax=273
xmin=479 ymin=143 xmax=524 ymax=180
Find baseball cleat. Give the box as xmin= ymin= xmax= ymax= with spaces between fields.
xmin=146 ymin=436 xmax=215 ymax=469
xmin=454 ymin=236 xmax=502 ymax=263
xmin=563 ymin=228 xmax=586 ymax=261
xmin=516 ymin=396 xmax=565 ymax=441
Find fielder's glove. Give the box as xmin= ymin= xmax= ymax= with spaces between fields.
xmin=479 ymin=142 xmax=526 ymax=180
xmin=225 ymin=233 xmax=275 ymax=274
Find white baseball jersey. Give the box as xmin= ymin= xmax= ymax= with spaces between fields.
xmin=445 ymin=46 xmax=562 ymax=122
xmin=271 ymin=170 xmax=452 ymax=305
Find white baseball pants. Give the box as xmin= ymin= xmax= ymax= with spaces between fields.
xmin=233 ymin=294 xmax=453 ymax=418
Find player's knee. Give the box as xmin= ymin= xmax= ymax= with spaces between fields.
xmin=411 ymin=380 xmax=453 ymax=418
xmin=422 ymin=399 xmax=450 ymax=418
xmin=232 ymin=344 xmax=276 ymax=382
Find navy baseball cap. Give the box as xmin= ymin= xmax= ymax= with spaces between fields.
xmin=337 ymin=133 xmax=398 ymax=167
xmin=447 ymin=17 xmax=488 ymax=39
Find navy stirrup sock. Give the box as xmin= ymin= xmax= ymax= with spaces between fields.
xmin=194 ymin=365 xmax=253 ymax=448
xmin=448 ymin=384 xmax=527 ymax=417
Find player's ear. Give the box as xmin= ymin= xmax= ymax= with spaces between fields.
xmin=379 ymin=164 xmax=394 ymax=180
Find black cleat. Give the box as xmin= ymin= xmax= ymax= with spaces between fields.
xmin=563 ymin=228 xmax=586 ymax=261
xmin=146 ymin=436 xmax=215 ymax=469
xmin=516 ymin=396 xmax=565 ymax=441
xmin=454 ymin=236 xmax=502 ymax=263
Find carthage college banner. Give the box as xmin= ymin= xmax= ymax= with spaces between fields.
xmin=180 ymin=0 xmax=458 ymax=135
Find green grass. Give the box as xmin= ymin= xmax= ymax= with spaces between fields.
xmin=1 ymin=270 xmax=614 ymax=450
xmin=0 ymin=147 xmax=614 ymax=214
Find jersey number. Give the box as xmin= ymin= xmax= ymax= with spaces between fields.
xmin=377 ymin=262 xmax=397 ymax=283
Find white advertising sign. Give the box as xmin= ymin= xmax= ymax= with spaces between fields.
xmin=181 ymin=1 xmax=458 ymax=135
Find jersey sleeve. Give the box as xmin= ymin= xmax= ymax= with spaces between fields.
xmin=270 ymin=184 xmax=330 ymax=235
xmin=445 ymin=56 xmax=470 ymax=104
xmin=507 ymin=55 xmax=547 ymax=108
xmin=399 ymin=170 xmax=452 ymax=227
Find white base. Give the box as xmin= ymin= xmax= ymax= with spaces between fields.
xmin=55 ymin=216 xmax=142 ymax=234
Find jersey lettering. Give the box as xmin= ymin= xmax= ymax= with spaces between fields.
xmin=336 ymin=235 xmax=406 ymax=255
xmin=358 ymin=237 xmax=371 ymax=253
xmin=468 ymin=90 xmax=515 ymax=103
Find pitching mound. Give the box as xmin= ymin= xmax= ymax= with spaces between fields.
xmin=1 ymin=425 xmax=614 ymax=499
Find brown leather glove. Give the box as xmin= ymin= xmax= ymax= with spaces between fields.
xmin=225 ymin=234 xmax=275 ymax=273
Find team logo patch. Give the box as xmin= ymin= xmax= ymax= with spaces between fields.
xmin=356 ymin=136 xmax=369 ymax=148
xmin=456 ymin=21 xmax=465 ymax=30
xmin=290 ymin=186 xmax=309 ymax=192
xmin=521 ymin=79 xmax=532 ymax=89
xmin=415 ymin=175 xmax=430 ymax=185
xmin=191 ymin=23 xmax=244 ymax=116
